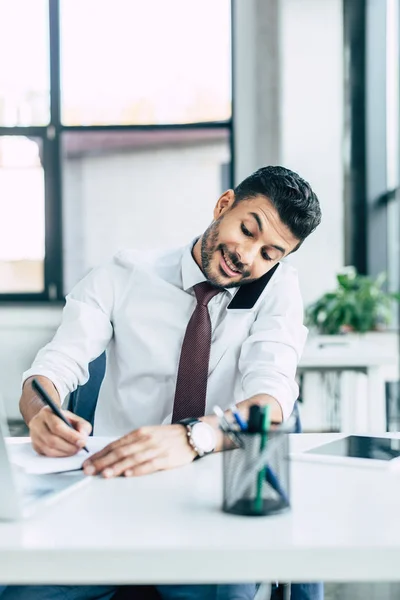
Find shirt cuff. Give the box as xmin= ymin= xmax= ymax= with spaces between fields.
xmin=22 ymin=368 xmax=71 ymax=405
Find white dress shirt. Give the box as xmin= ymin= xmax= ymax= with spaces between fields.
xmin=23 ymin=241 xmax=308 ymax=436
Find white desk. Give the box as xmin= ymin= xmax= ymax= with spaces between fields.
xmin=299 ymin=333 xmax=399 ymax=432
xmin=2 ymin=434 xmax=400 ymax=585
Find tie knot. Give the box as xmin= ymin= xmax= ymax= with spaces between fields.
xmin=193 ymin=281 xmax=221 ymax=306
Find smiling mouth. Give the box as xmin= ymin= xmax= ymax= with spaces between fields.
xmin=220 ymin=249 xmax=242 ymax=277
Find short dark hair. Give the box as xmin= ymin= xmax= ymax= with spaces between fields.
xmin=233 ymin=165 xmax=322 ymax=251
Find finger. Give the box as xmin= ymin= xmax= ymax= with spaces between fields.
xmin=31 ymin=418 xmax=78 ymax=456
xmin=64 ymin=411 xmax=92 ymax=436
xmin=32 ymin=423 xmax=82 ymax=457
xmin=102 ymin=447 xmax=162 ymax=478
xmin=83 ymin=440 xmax=121 ymax=464
xmin=45 ymin=421 xmax=84 ymax=455
xmin=124 ymin=456 xmax=167 ymax=477
xmin=88 ymin=428 xmax=148 ymax=462
xmin=83 ymin=441 xmax=117 ymax=463
xmin=42 ymin=408 xmax=87 ymax=447
xmin=33 ymin=440 xmax=80 ymax=458
xmin=83 ymin=439 xmax=153 ymax=474
xmin=83 ymin=428 xmax=150 ymax=467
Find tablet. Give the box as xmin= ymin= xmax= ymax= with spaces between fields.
xmin=292 ymin=435 xmax=400 ymax=470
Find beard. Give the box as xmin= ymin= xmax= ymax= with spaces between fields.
xmin=199 ymin=217 xmax=260 ymax=289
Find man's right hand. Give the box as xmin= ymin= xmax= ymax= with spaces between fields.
xmin=29 ymin=406 xmax=92 ymax=457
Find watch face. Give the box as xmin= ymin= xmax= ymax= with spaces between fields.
xmin=191 ymin=422 xmax=216 ymax=453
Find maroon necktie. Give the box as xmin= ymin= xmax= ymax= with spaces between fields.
xmin=172 ymin=282 xmax=221 ymax=422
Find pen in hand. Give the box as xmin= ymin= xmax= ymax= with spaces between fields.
xmin=31 ymin=378 xmax=90 ymax=453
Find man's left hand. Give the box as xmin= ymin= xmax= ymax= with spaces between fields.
xmin=82 ymin=424 xmax=196 ymax=478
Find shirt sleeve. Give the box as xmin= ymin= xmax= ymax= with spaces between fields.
xmin=21 ymin=258 xmax=122 ymax=402
xmin=238 ymin=264 xmax=308 ymax=421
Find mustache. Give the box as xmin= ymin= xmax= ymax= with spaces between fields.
xmin=219 ymin=245 xmax=246 ymax=274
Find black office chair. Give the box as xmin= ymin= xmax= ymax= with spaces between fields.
xmin=67 ymin=352 xmax=106 ymax=430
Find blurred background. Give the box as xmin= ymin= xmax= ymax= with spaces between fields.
xmin=0 ymin=0 xmax=399 ymax=438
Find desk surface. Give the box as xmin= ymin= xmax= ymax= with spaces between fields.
xmin=2 ymin=433 xmax=400 ymax=585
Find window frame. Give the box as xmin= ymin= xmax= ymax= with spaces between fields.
xmin=344 ymin=0 xmax=400 ymax=292
xmin=0 ymin=0 xmax=234 ymax=302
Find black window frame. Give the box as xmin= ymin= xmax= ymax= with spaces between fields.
xmin=0 ymin=0 xmax=234 ymax=303
xmin=344 ymin=0 xmax=400 ymax=291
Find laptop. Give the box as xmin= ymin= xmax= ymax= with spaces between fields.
xmin=0 ymin=396 xmax=89 ymax=521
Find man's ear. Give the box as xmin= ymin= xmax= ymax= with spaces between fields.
xmin=213 ymin=189 xmax=235 ymax=220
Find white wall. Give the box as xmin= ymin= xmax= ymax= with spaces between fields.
xmin=0 ymin=307 xmax=62 ymax=419
xmin=280 ymin=0 xmax=344 ymax=307
xmin=63 ymin=141 xmax=229 ymax=291
xmin=234 ymin=0 xmax=344 ymax=307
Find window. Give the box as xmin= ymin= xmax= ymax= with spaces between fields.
xmin=0 ymin=0 xmax=50 ymax=126
xmin=365 ymin=0 xmax=399 ymax=286
xmin=0 ymin=136 xmax=45 ymax=292
xmin=60 ymin=0 xmax=231 ymax=126
xmin=344 ymin=0 xmax=399 ymax=304
xmin=0 ymin=0 xmax=232 ymax=301
xmin=385 ymin=0 xmax=400 ymax=299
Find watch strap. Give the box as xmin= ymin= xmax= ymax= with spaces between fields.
xmin=177 ymin=417 xmax=201 ymax=427
xmin=176 ymin=417 xmax=203 ymax=459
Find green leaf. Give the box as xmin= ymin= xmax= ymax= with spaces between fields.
xmin=306 ymin=269 xmax=396 ymax=333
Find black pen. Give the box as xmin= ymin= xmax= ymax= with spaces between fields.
xmin=31 ymin=378 xmax=89 ymax=453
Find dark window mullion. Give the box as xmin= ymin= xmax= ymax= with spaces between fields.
xmin=343 ymin=0 xmax=367 ymax=274
xmin=45 ymin=0 xmax=63 ymax=300
xmin=0 ymin=127 xmax=48 ymax=137
xmin=49 ymin=0 xmax=61 ymax=127
xmin=60 ymin=122 xmax=232 ymax=133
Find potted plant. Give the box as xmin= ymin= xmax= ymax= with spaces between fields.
xmin=306 ymin=267 xmax=400 ymax=335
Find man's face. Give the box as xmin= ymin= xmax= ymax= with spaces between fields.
xmin=194 ymin=191 xmax=300 ymax=289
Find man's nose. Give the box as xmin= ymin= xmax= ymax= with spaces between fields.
xmin=237 ymin=243 xmax=258 ymax=267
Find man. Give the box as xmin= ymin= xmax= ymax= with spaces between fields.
xmin=4 ymin=166 xmax=322 ymax=600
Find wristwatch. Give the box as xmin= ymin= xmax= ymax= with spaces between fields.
xmin=178 ymin=418 xmax=217 ymax=459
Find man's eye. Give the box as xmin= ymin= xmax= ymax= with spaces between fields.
xmin=241 ymin=223 xmax=253 ymax=237
xmin=262 ymin=250 xmax=273 ymax=262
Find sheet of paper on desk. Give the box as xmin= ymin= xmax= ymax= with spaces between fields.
xmin=7 ymin=437 xmax=116 ymax=475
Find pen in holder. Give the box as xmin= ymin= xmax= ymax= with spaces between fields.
xmin=222 ymin=411 xmax=293 ymax=517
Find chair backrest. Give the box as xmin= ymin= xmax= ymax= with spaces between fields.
xmin=67 ymin=352 xmax=106 ymax=431
xmin=292 ymin=401 xmax=302 ymax=433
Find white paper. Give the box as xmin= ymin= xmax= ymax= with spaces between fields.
xmin=7 ymin=437 xmax=117 ymax=475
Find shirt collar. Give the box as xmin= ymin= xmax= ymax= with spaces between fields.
xmin=181 ymin=238 xmax=236 ymax=297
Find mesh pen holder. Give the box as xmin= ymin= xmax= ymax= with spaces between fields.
xmin=222 ymin=418 xmax=294 ymax=516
